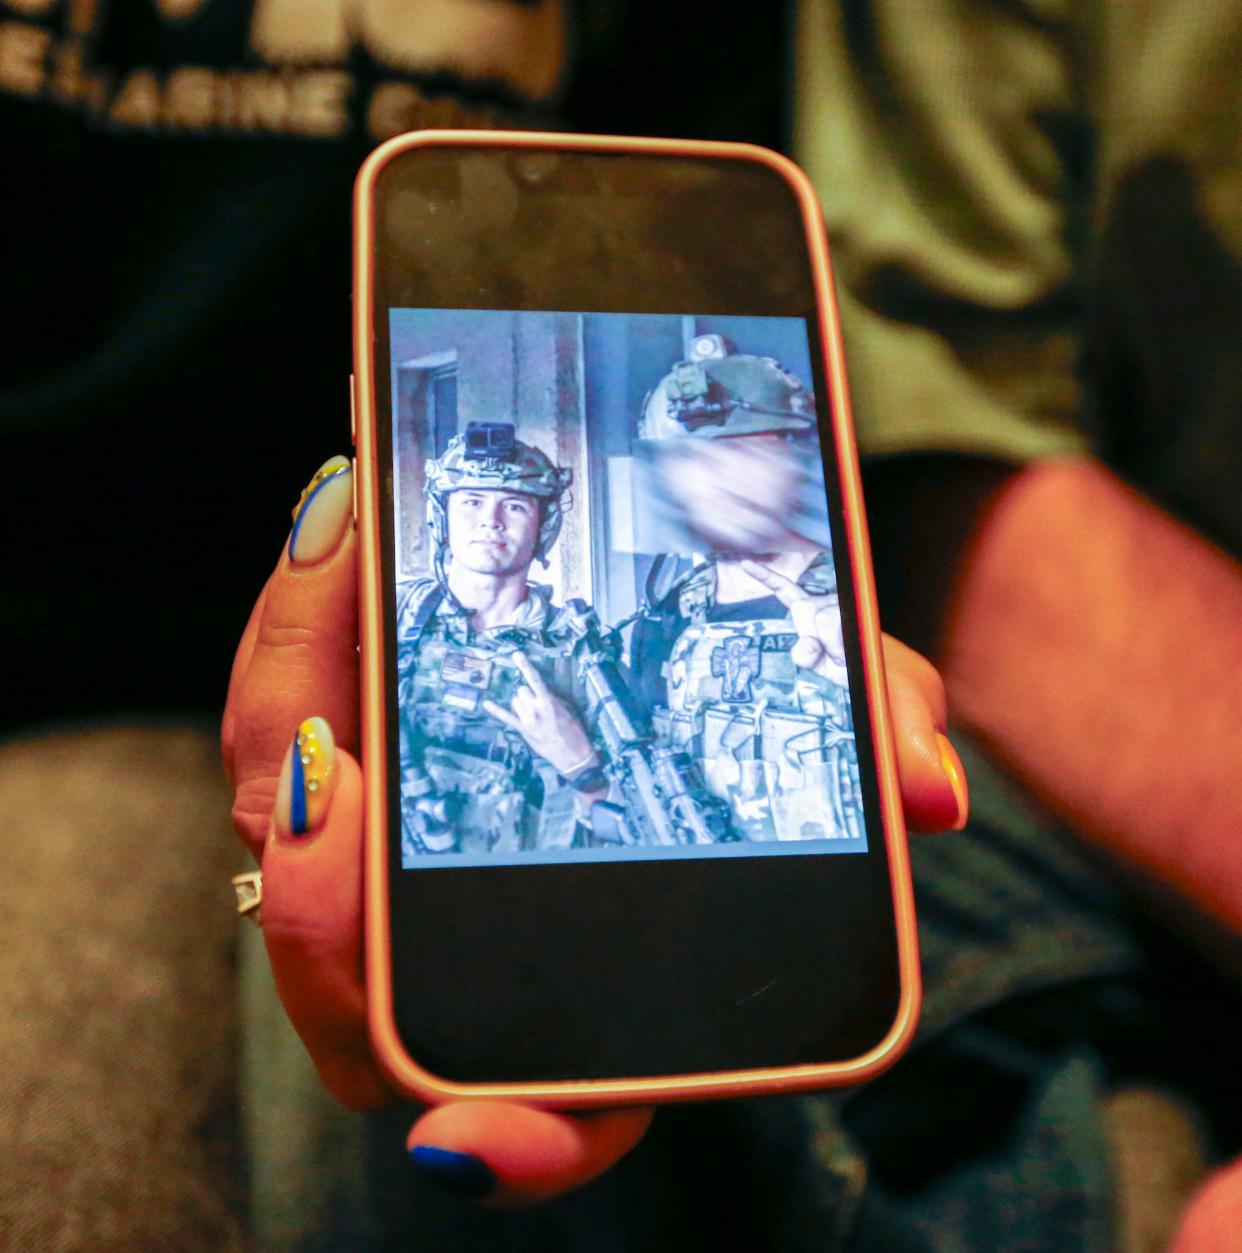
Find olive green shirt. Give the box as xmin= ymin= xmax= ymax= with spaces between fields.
xmin=795 ymin=0 xmax=1242 ymax=560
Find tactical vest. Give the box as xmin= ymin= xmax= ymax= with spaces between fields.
xmin=652 ymin=558 xmax=864 ymax=844
xmin=396 ymin=579 xmax=581 ymax=859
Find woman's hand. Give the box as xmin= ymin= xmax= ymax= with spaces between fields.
xmin=221 ymin=456 xmax=969 ymax=1208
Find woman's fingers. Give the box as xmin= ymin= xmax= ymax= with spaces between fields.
xmin=1172 ymin=1156 xmax=1242 ymax=1253
xmin=227 ymin=457 xmax=359 ymax=859
xmin=260 ymin=728 xmax=390 ymax=1109
xmin=262 ymin=718 xmax=656 ymax=1197
xmin=880 ymin=633 xmax=969 ymax=833
xmin=221 ymin=579 xmax=269 ymax=788
xmin=408 ymin=1102 xmax=654 ymax=1208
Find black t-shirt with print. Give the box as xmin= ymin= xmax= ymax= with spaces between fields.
xmin=0 ymin=0 xmax=783 ymax=729
xmin=1 ymin=1 xmax=551 ymax=728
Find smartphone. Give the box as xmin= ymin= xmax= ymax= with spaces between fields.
xmin=354 ymin=131 xmax=919 ymax=1107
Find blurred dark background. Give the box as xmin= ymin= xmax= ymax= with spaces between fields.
xmin=0 ymin=1 xmax=789 ymax=735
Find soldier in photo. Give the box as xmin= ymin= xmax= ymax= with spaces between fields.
xmin=630 ymin=334 xmax=864 ymax=844
xmin=395 ymin=421 xmax=610 ymax=861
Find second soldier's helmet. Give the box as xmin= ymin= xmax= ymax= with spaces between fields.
xmin=425 ymin=421 xmax=572 ymax=574
xmin=639 ymin=334 xmax=816 ymax=442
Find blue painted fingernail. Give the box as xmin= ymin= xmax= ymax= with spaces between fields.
xmin=409 ymin=1146 xmax=496 ymax=1199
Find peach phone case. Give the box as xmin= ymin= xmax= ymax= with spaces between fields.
xmin=354 ymin=130 xmax=921 ymax=1109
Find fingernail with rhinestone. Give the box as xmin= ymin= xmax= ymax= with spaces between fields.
xmin=278 ymin=716 xmax=337 ymax=838
xmin=289 ymin=456 xmax=352 ymax=565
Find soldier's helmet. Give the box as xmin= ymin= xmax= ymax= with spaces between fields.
xmin=639 ymin=334 xmax=816 ymax=442
xmin=425 ymin=421 xmax=573 ymax=574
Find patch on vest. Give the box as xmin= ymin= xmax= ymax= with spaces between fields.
xmin=710 ymin=634 xmax=761 ymax=702
xmin=439 ymin=647 xmax=494 ymax=712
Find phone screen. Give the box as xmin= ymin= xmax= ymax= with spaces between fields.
xmin=390 ymin=308 xmax=869 ymax=868
xmin=368 ymin=146 xmax=905 ymax=1086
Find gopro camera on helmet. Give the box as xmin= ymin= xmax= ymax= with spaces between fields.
xmin=666 ymin=361 xmax=731 ymax=430
xmin=464 ymin=421 xmax=517 ymax=460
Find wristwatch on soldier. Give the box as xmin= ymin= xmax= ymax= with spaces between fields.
xmin=562 ymin=758 xmax=609 ymax=794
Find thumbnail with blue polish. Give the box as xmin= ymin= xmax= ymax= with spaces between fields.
xmin=409 ymin=1146 xmax=496 ymax=1198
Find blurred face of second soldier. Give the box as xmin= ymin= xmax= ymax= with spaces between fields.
xmin=657 ymin=432 xmax=807 ymax=556
xmin=446 ymin=487 xmax=542 ymax=577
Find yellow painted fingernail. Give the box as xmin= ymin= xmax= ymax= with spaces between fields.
xmin=289 ymin=456 xmax=352 ymax=565
xmin=280 ymin=716 xmax=337 ymax=837
xmin=937 ymin=733 xmax=969 ymax=831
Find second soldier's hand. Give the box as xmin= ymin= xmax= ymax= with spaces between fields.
xmin=483 ymin=651 xmax=599 ymax=778
xmin=741 ymin=559 xmax=849 ymax=686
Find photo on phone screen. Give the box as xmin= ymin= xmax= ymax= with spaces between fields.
xmin=390 ymin=308 xmax=867 ymax=868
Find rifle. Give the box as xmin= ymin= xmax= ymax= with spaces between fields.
xmin=558 ymin=599 xmax=731 ymax=847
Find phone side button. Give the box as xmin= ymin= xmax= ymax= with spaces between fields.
xmin=349 ymin=373 xmax=357 ymax=445
xmin=351 ymin=456 xmax=358 ymax=521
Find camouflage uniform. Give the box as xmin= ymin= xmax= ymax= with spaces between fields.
xmin=396 ymin=422 xmax=586 ymax=860
xmin=633 ymin=336 xmax=863 ymax=844
xmin=635 ymin=557 xmax=862 ymax=844
xmin=396 ymin=578 xmax=588 ymax=858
